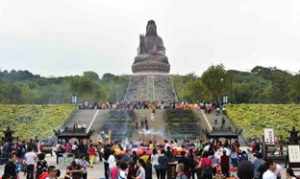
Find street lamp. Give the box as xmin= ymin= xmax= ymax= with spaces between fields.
xmin=220 ymin=78 xmax=225 ymax=129
xmin=220 ymin=77 xmax=224 ymax=105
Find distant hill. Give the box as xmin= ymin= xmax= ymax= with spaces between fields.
xmin=0 ymin=65 xmax=299 ymax=104
xmin=0 ymin=70 xmax=129 ymax=104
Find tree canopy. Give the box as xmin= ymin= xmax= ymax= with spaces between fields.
xmin=0 ymin=65 xmax=299 ymax=104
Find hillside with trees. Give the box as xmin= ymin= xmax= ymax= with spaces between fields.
xmin=0 ymin=65 xmax=299 ymax=104
xmin=0 ymin=70 xmax=129 ymax=104
xmin=173 ymin=65 xmax=300 ymax=104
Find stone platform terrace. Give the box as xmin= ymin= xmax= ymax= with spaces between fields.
xmin=123 ymin=74 xmax=177 ymax=102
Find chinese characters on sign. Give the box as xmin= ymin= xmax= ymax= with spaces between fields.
xmin=264 ymin=128 xmax=275 ymax=145
xmin=288 ymin=145 xmax=300 ymax=163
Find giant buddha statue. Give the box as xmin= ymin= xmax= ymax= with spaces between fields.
xmin=132 ymin=20 xmax=170 ymax=73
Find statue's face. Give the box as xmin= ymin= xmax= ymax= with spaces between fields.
xmin=146 ymin=20 xmax=157 ymax=36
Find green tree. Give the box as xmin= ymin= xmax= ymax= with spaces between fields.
xmin=201 ymin=64 xmax=228 ymax=102
xmin=185 ymin=79 xmax=210 ymax=102
xmin=289 ymin=74 xmax=300 ymax=103
xmin=172 ymin=74 xmax=198 ymax=101
xmin=102 ymin=73 xmax=116 ymax=81
xmin=270 ymin=71 xmax=291 ymax=103
xmin=70 ymin=76 xmax=99 ymax=101
xmin=83 ymin=71 xmax=99 ymax=81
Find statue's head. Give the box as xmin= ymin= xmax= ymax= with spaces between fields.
xmin=146 ymin=20 xmax=157 ymax=36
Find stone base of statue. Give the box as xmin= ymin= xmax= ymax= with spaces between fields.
xmin=132 ymin=54 xmax=170 ymax=73
xmin=124 ymin=74 xmax=176 ymax=102
xmin=127 ymin=54 xmax=174 ymax=102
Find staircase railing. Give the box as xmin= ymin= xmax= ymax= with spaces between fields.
xmin=123 ymin=75 xmax=132 ymax=102
xmin=170 ymin=76 xmax=178 ymax=102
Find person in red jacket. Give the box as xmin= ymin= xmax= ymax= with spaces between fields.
xmin=87 ymin=144 xmax=97 ymax=168
xmin=39 ymin=166 xmax=58 ymax=179
xmin=220 ymin=150 xmax=230 ymax=177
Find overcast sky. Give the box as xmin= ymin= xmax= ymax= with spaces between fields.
xmin=0 ymin=0 xmax=300 ymax=77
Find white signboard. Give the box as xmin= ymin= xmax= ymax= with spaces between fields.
xmin=71 ymin=96 xmax=77 ymax=104
xmin=264 ymin=128 xmax=275 ymax=144
xmin=223 ymin=96 xmax=228 ymax=104
xmin=288 ymin=145 xmax=300 ymax=163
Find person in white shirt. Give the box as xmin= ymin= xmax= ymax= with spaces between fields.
xmin=118 ymin=161 xmax=128 ymax=179
xmin=134 ymin=159 xmax=146 ymax=179
xmin=151 ymin=149 xmax=160 ymax=179
xmin=262 ymin=160 xmax=277 ymax=179
xmin=203 ymin=144 xmax=210 ymax=152
xmin=24 ymin=147 xmax=37 ymax=179
xmin=275 ymin=163 xmax=284 ymax=178
xmin=107 ymin=153 xmax=116 ymax=169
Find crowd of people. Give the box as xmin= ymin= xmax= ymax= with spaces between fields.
xmin=78 ymin=100 xmax=218 ymax=113
xmin=0 ymin=136 xmax=299 ymax=179
xmin=0 ymin=138 xmax=60 ymax=179
xmin=78 ymin=101 xmax=167 ymax=111
xmin=0 ymin=99 xmax=296 ymax=179
xmin=98 ymin=139 xmax=297 ymax=179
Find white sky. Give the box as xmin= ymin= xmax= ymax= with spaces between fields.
xmin=0 ymin=0 xmax=300 ymax=77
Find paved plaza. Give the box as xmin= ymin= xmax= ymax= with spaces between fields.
xmin=0 ymin=154 xmax=105 ymax=179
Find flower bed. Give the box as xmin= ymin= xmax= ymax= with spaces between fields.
xmin=0 ymin=104 xmax=76 ymax=139
xmin=226 ymin=104 xmax=300 ymax=139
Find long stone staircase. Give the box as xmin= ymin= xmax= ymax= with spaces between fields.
xmin=61 ymin=108 xmax=218 ymax=143
xmin=164 ymin=109 xmax=205 ymax=140
xmin=62 ymin=109 xmax=135 ymax=142
xmin=99 ymin=110 xmax=134 ymax=142
xmin=124 ymin=74 xmax=177 ymax=102
xmin=199 ymin=109 xmax=247 ymax=145
xmin=62 ymin=109 xmax=108 ymax=133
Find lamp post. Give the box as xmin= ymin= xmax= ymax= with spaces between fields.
xmin=220 ymin=78 xmax=224 ymax=129
xmin=220 ymin=77 xmax=224 ymax=106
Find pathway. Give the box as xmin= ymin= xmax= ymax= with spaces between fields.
xmin=204 ymin=109 xmax=247 ymax=145
xmin=63 ymin=109 xmax=109 ymax=138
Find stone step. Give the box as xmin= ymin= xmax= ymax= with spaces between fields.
xmin=124 ymin=74 xmax=176 ymax=102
